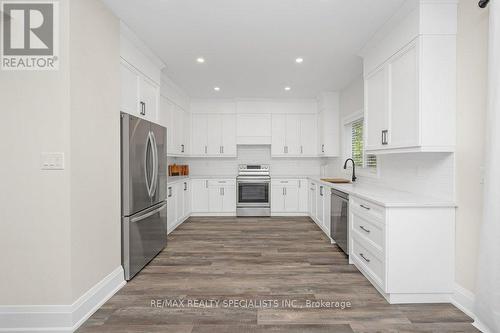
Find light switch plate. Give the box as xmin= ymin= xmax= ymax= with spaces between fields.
xmin=41 ymin=152 xmax=65 ymax=170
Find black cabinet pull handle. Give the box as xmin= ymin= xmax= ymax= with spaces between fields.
xmin=360 ymin=253 xmax=371 ymax=263
xmin=359 ymin=226 xmax=371 ymax=233
xmin=140 ymin=101 xmax=146 ymax=115
xmin=382 ymin=130 xmax=388 ymax=145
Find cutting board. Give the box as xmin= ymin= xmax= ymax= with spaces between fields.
xmin=321 ymin=178 xmax=351 ymax=184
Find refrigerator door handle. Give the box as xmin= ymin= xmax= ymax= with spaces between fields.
xmin=130 ymin=202 xmax=167 ymax=223
xmin=150 ymin=131 xmax=159 ymax=197
xmin=144 ymin=132 xmax=154 ymax=197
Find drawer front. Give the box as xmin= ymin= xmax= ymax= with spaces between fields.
xmin=352 ymin=237 xmax=385 ymax=288
xmin=207 ymin=179 xmax=236 ymax=187
xmin=271 ymin=179 xmax=300 ymax=187
xmin=350 ymin=196 xmax=385 ymax=222
xmin=351 ymin=210 xmax=384 ymax=252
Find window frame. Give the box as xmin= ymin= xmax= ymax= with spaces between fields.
xmin=342 ymin=111 xmax=379 ymax=178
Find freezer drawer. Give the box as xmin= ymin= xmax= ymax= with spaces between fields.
xmin=122 ymin=201 xmax=167 ymax=280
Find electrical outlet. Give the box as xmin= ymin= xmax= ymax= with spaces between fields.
xmin=40 ymin=152 xmax=65 ymax=170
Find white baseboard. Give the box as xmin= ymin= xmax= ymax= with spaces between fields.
xmin=190 ymin=212 xmax=236 ymax=217
xmin=452 ymin=283 xmax=476 ymax=320
xmin=473 ymin=320 xmax=493 ymax=333
xmin=167 ymin=215 xmax=190 ymax=234
xmin=0 ymin=266 xmax=125 ymax=333
xmin=451 ymin=284 xmax=495 ymax=333
xmin=271 ymin=212 xmax=308 ymax=217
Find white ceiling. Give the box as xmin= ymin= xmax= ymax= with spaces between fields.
xmin=102 ymin=0 xmax=404 ymax=99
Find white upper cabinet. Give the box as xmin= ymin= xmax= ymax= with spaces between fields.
xmin=285 ymin=115 xmax=301 ymax=156
xmin=361 ymin=0 xmax=457 ymax=154
xmin=191 ymin=113 xmax=237 ymax=157
xmin=236 ymin=113 xmax=272 ymax=145
xmin=120 ymin=24 xmax=164 ymax=123
xmin=120 ymin=61 xmax=139 ymax=115
xmin=120 ymin=60 xmax=159 ymax=122
xmin=365 ymin=66 xmax=389 ymax=150
xmin=271 ymin=114 xmax=318 ymax=157
xmin=317 ymin=92 xmax=340 ymax=157
xmin=139 ymin=76 xmax=159 ymax=121
xmin=161 ymin=96 xmax=190 ymax=156
xmin=191 ymin=114 xmax=209 ymax=155
xmin=271 ymin=114 xmax=287 ymax=156
xmin=299 ymin=115 xmax=318 ymax=156
xmin=389 ymin=43 xmax=419 ymax=148
xmin=221 ymin=114 xmax=237 ymax=156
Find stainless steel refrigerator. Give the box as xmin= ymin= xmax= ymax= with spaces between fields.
xmin=121 ymin=113 xmax=167 ymax=280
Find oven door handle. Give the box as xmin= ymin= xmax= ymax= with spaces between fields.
xmin=237 ymin=179 xmax=271 ymax=183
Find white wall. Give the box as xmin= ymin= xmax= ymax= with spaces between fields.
xmin=69 ymin=0 xmax=121 ymax=302
xmin=0 ymin=1 xmax=72 ymax=305
xmin=454 ymin=0 xmax=488 ymax=293
xmin=339 ymin=77 xmax=364 ymax=118
xmin=161 ymin=73 xmax=190 ymax=111
xmin=0 ymin=0 xmax=121 ymax=308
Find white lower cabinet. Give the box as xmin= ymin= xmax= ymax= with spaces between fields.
xmin=310 ymin=182 xmax=330 ymax=235
xmin=208 ymin=180 xmax=236 ymax=213
xmin=315 ymin=184 xmax=325 ymax=225
xmin=298 ymin=179 xmax=309 ymax=213
xmin=191 ymin=179 xmax=209 ymax=213
xmin=166 ymin=180 xmax=191 ymax=233
xmin=182 ymin=180 xmax=191 ymax=217
xmin=191 ymin=179 xmax=236 ymax=214
xmin=349 ymin=195 xmax=455 ymax=304
xmin=166 ymin=185 xmax=176 ymax=231
xmin=271 ymin=180 xmax=299 ymax=213
xmin=308 ymin=181 xmax=317 ymax=219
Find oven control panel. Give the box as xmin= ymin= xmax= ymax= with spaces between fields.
xmin=238 ymin=164 xmax=270 ymax=176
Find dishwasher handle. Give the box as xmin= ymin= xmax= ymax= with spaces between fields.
xmin=331 ymin=188 xmax=349 ymax=201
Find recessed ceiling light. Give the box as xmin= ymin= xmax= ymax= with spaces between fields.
xmin=214 ymin=87 xmax=220 ymax=91
xmin=295 ymin=57 xmax=304 ymax=63
xmin=196 ymin=57 xmax=205 ymax=63
xmin=284 ymin=86 xmax=291 ymax=91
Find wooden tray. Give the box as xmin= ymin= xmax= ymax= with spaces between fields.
xmin=320 ymin=178 xmax=351 ymax=184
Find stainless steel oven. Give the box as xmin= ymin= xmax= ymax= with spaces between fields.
xmin=236 ymin=165 xmax=271 ymax=216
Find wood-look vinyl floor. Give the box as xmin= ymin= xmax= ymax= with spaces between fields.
xmin=78 ymin=217 xmax=477 ymax=333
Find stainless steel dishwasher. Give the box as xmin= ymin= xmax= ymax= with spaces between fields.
xmin=330 ymin=188 xmax=349 ymax=255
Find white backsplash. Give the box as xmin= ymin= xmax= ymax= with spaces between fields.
xmin=332 ymin=153 xmax=455 ymax=201
xmin=173 ymin=146 xmax=326 ymax=177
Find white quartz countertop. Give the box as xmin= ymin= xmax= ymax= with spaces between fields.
xmin=308 ymin=177 xmax=456 ymax=208
xmin=189 ymin=175 xmax=236 ymax=179
xmin=167 ymin=175 xmax=235 ymax=184
xmin=166 ymin=176 xmax=189 ymax=185
xmin=166 ymin=175 xmax=455 ymax=208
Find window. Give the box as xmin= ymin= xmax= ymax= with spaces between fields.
xmin=344 ymin=116 xmax=377 ymax=172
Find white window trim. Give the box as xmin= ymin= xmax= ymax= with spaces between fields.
xmin=342 ymin=110 xmax=380 ymax=179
